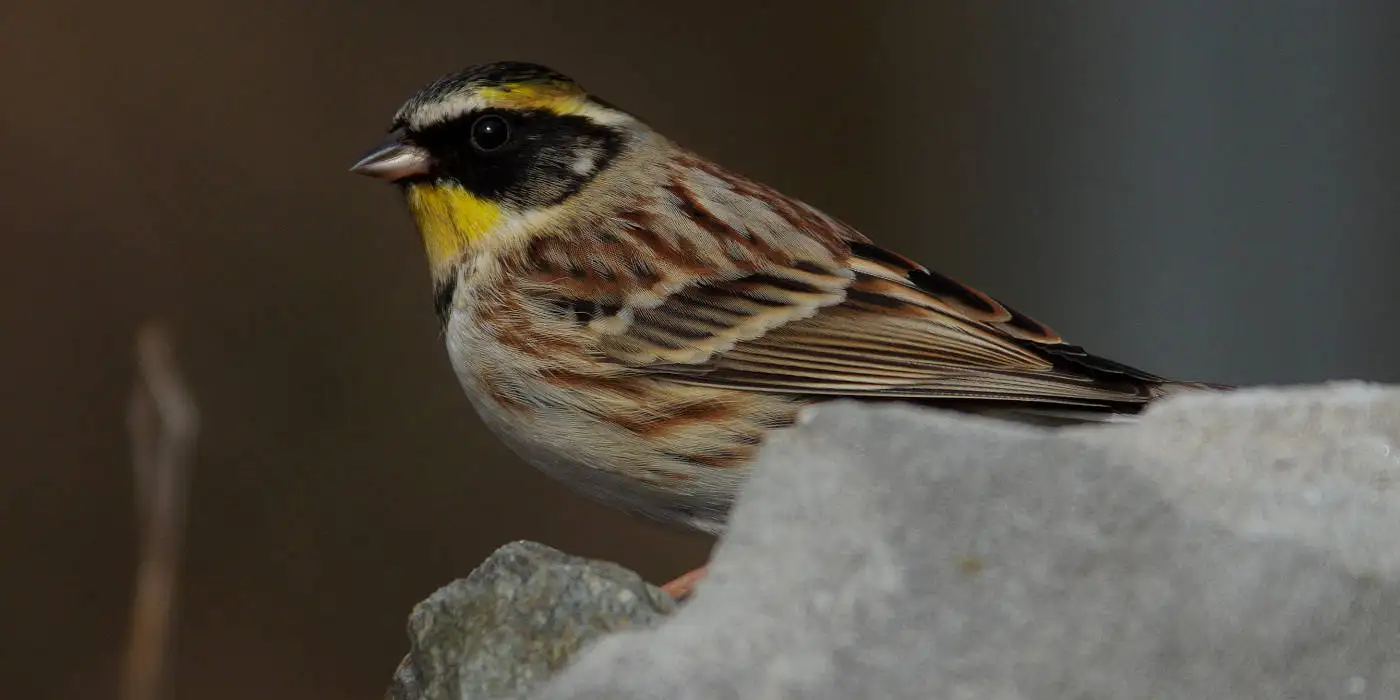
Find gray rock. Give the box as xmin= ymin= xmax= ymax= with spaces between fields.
xmin=388 ymin=540 xmax=676 ymax=700
xmin=533 ymin=383 xmax=1400 ymax=699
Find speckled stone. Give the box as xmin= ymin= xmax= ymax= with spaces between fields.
xmin=533 ymin=384 xmax=1400 ymax=700
xmin=386 ymin=540 xmax=676 ymax=700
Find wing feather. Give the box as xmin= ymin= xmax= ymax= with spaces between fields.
xmin=509 ymin=150 xmax=1176 ymax=413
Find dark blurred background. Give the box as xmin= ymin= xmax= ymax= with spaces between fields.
xmin=4 ymin=2 xmax=1398 ymax=698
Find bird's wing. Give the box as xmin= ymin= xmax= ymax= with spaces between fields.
xmin=511 ymin=152 xmax=1172 ymax=413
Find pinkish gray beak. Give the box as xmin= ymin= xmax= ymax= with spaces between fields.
xmin=349 ymin=128 xmax=431 ymax=181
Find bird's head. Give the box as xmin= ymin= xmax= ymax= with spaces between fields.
xmin=351 ymin=62 xmax=640 ymax=280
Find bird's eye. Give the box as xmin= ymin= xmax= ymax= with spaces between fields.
xmin=470 ymin=115 xmax=511 ymax=152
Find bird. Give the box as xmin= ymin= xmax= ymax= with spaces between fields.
xmin=351 ymin=61 xmax=1219 ymax=595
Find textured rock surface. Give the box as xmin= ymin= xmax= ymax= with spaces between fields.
xmin=387 ymin=540 xmax=675 ymax=700
xmin=532 ymin=383 xmax=1400 ymax=699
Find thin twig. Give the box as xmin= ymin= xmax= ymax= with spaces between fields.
xmin=121 ymin=323 xmax=199 ymax=700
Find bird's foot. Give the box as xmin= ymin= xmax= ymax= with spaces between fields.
xmin=659 ymin=564 xmax=709 ymax=600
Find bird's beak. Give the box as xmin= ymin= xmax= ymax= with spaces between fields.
xmin=349 ymin=128 xmax=431 ymax=181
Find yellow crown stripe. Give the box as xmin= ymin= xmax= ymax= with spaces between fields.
xmin=478 ymin=82 xmax=589 ymax=115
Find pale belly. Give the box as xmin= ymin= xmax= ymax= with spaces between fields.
xmin=442 ymin=309 xmax=743 ymax=533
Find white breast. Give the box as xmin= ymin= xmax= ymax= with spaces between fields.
xmin=441 ymin=287 xmax=733 ymax=532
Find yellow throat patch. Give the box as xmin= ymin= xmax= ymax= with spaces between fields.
xmin=405 ymin=183 xmax=503 ymax=276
